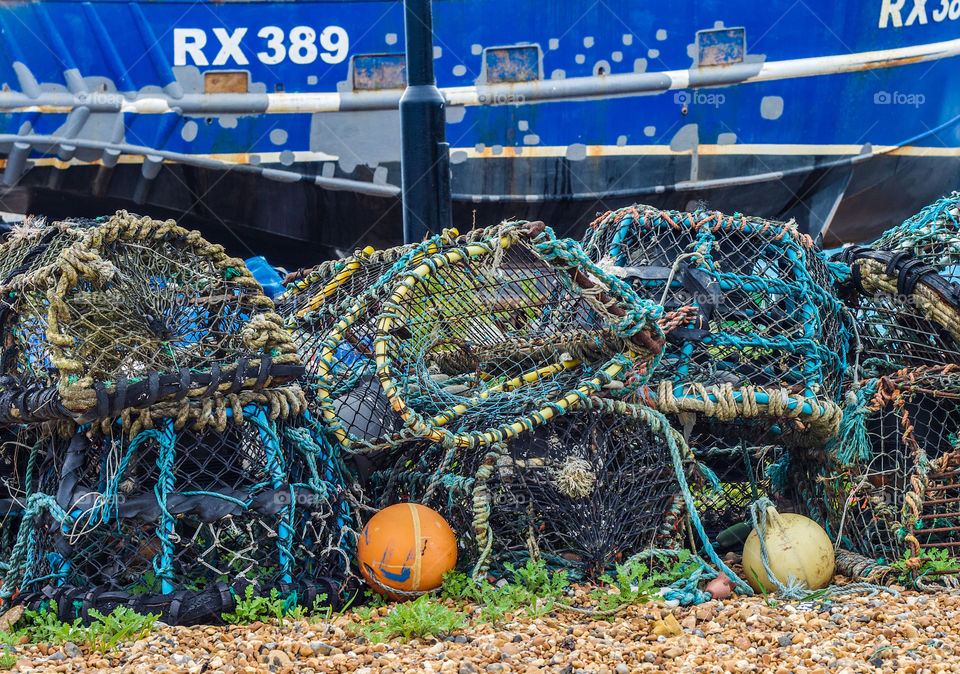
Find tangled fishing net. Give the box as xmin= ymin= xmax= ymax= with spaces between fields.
xmin=277 ymin=229 xmax=463 ymax=458
xmin=281 ymin=221 xmax=665 ymax=459
xmin=582 ymin=205 xmax=852 ymax=447
xmin=789 ymin=366 xmax=960 ymax=575
xmin=874 ymin=192 xmax=960 ymax=283
xmin=373 ymin=400 xmax=685 ymax=580
xmin=834 ymin=246 xmax=960 ymax=374
xmin=688 ymin=439 xmax=787 ymax=545
xmin=1 ymin=396 xmax=357 ymax=625
xmin=0 ymin=211 xmax=302 ymax=424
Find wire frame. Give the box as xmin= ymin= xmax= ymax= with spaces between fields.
xmin=874 ymin=192 xmax=960 ymax=283
xmin=310 ymin=222 xmax=664 ymax=455
xmin=582 ymin=205 xmax=852 ymax=446
xmin=0 ymin=211 xmax=302 ymax=424
xmin=834 ymin=246 xmax=960 ymax=374
xmin=790 ymin=367 xmax=960 ymax=568
xmin=375 ymin=403 xmax=684 ymax=580
xmin=4 ymin=402 xmax=356 ymax=624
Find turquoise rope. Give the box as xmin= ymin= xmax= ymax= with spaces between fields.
xmin=827 ymin=380 xmax=880 ymax=465
xmin=248 ymin=405 xmax=294 ymax=584
xmin=150 ymin=421 xmax=178 ymax=594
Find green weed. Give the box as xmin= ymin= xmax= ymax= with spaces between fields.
xmin=222 ymin=587 xmax=328 ymax=625
xmin=348 ymin=594 xmax=466 ymax=643
xmin=891 ymin=548 xmax=956 ymax=584
xmin=5 ymin=602 xmax=157 ymax=653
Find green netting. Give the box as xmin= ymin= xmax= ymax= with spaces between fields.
xmin=280 ymin=222 xmax=665 ymax=458
xmin=582 ymin=205 xmax=853 ymax=447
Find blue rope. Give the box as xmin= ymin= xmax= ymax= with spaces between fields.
xmin=248 ymin=405 xmax=294 ymax=584
xmin=827 ymin=380 xmax=879 ymax=465
xmin=150 ymin=421 xmax=178 ymax=594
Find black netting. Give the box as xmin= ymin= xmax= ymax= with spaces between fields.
xmin=686 ymin=437 xmax=785 ymax=545
xmin=373 ymin=405 xmax=682 ymax=580
xmin=2 ymin=405 xmax=357 ymax=623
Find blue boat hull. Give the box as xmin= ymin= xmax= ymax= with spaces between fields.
xmin=0 ymin=1 xmax=958 ymax=262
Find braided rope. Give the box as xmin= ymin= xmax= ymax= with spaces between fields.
xmin=0 ymin=211 xmax=303 ymax=419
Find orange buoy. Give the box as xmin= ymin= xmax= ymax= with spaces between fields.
xmin=357 ymin=503 xmax=457 ymax=600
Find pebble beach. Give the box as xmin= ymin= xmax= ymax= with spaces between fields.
xmin=7 ymin=584 xmax=960 ymax=674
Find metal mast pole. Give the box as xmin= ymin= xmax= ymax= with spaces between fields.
xmin=400 ymin=0 xmax=451 ymax=243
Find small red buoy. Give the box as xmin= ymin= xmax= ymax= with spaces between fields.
xmin=357 ymin=503 xmax=457 ymax=600
xmin=706 ymin=572 xmax=734 ymax=600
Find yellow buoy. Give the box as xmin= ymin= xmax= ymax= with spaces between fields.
xmin=742 ymin=504 xmax=834 ymax=593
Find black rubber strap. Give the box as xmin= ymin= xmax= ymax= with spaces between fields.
xmin=204 ymin=362 xmax=222 ymax=398
xmin=885 ymin=251 xmax=912 ymax=277
xmin=255 ymin=356 xmax=272 ymax=390
xmin=227 ymin=357 xmax=248 ymax=394
xmin=174 ymin=368 xmax=191 ymax=401
xmin=113 ymin=376 xmax=128 ymax=416
xmin=145 ymin=370 xmax=160 ymax=407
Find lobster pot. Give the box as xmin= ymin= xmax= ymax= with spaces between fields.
xmin=6 ymin=403 xmax=354 ymax=624
xmin=790 ymin=368 xmax=960 ymax=568
xmin=288 ymin=221 xmax=663 ymax=459
xmin=377 ymin=404 xmax=682 ymax=580
xmin=583 ymin=205 xmax=852 ymax=446
xmin=0 ymin=211 xmax=301 ymax=425
xmin=874 ymin=192 xmax=960 ymax=284
xmin=833 ymin=246 xmax=960 ymax=373
xmin=687 ymin=437 xmax=786 ymax=544
xmin=276 ymin=231 xmax=464 ymax=459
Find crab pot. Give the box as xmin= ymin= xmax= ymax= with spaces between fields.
xmin=5 ymin=401 xmax=355 ymax=624
xmin=833 ymin=246 xmax=960 ymax=374
xmin=374 ymin=405 xmax=682 ymax=580
xmin=583 ymin=205 xmax=852 ymax=447
xmin=0 ymin=211 xmax=302 ymax=426
xmin=875 ymin=192 xmax=960 ymax=284
xmin=283 ymin=220 xmax=663 ymax=462
xmin=789 ymin=367 xmax=960 ymax=571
